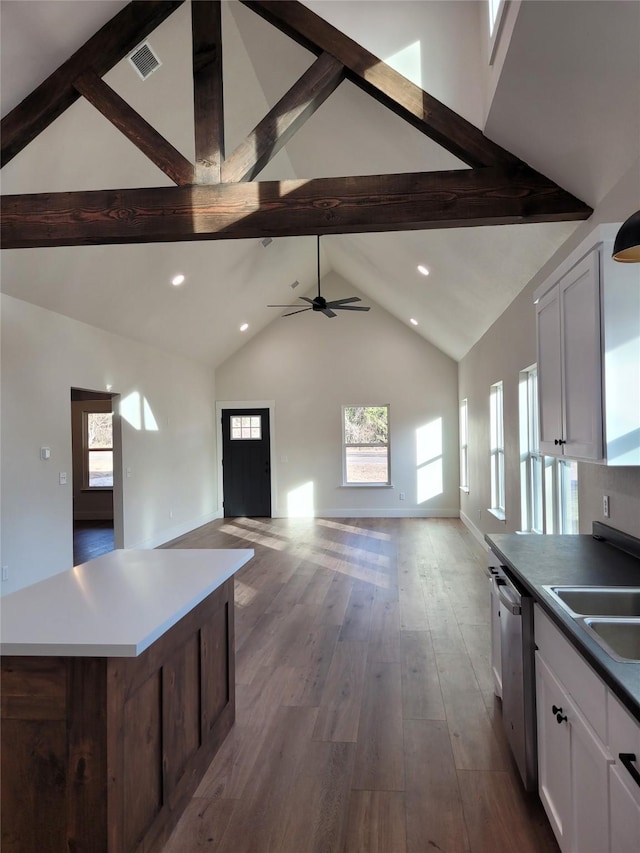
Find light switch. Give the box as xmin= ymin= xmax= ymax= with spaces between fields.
xmin=40 ymin=447 xmax=51 ymax=460
xmin=59 ymin=472 xmax=67 ymax=485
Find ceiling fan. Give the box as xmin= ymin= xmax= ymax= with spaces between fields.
xmin=268 ymin=236 xmax=371 ymax=318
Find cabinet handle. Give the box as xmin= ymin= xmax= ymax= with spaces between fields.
xmin=554 ymin=439 xmax=559 ymax=445
xmin=619 ymin=753 xmax=640 ymax=789
xmin=558 ymin=439 xmax=566 ymax=445
xmin=552 ymin=704 xmax=567 ymax=724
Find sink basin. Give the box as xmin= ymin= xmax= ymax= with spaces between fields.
xmin=544 ymin=586 xmax=640 ymax=617
xmin=582 ymin=618 xmax=640 ymax=662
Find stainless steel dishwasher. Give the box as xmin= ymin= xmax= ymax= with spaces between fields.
xmin=498 ymin=570 xmax=538 ymax=791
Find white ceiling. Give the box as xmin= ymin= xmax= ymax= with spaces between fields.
xmin=1 ymin=1 xmax=636 ymax=366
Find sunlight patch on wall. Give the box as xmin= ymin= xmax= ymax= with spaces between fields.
xmin=416 ymin=418 xmax=444 ymax=503
xmin=120 ymin=391 xmax=159 ymax=431
xmin=287 ymin=481 xmax=315 ymax=517
xmin=382 ymin=40 xmax=422 ymax=88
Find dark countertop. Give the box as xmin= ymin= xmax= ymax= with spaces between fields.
xmin=486 ymin=532 xmax=640 ymax=723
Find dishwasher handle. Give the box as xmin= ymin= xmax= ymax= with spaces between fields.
xmin=498 ymin=582 xmax=522 ymax=615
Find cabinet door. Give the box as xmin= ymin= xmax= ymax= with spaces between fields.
xmin=609 ymin=764 xmax=640 ymax=853
xmin=537 ymin=285 xmax=563 ymax=456
xmin=559 ymin=251 xmax=603 ymax=460
xmin=569 ymin=697 xmax=612 ymax=853
xmin=536 ymin=652 xmax=572 ymax=848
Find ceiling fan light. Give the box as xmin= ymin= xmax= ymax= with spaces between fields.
xmin=612 ymin=210 xmax=640 ymax=262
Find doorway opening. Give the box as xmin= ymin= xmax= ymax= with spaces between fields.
xmin=71 ymin=388 xmax=123 ymax=565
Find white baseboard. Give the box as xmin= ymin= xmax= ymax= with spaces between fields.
xmin=127 ymin=509 xmax=223 ymax=550
xmin=272 ymin=508 xmax=460 ymax=519
xmin=459 ymin=510 xmax=488 ymax=550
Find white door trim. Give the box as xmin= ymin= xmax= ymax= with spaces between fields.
xmin=216 ymin=400 xmax=276 ymax=517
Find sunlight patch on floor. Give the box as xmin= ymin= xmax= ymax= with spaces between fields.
xmin=316 ymin=518 xmax=392 ymax=540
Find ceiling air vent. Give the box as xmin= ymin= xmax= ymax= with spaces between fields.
xmin=128 ymin=42 xmax=161 ymax=80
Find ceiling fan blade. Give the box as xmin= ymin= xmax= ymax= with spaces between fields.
xmin=325 ymin=296 xmax=362 ymax=306
xmin=282 ymin=307 xmax=312 ymax=317
xmin=322 ymin=308 xmax=337 ymax=318
xmin=333 ymin=305 xmax=371 ymax=311
xmin=268 ymin=303 xmax=306 ymax=308
xmin=299 ymin=296 xmax=315 ymax=305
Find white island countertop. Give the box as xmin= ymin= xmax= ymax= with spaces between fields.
xmin=0 ymin=548 xmax=253 ymax=657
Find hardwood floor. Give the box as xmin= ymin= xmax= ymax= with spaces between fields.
xmin=162 ymin=517 xmax=559 ymax=853
xmin=72 ymin=519 xmax=114 ymax=565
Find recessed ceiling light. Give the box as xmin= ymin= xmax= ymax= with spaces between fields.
xmin=410 ymin=318 xmax=418 ymax=326
xmin=171 ymin=274 xmax=185 ymax=286
xmin=240 ymin=323 xmax=249 ymax=332
xmin=417 ymin=265 xmax=429 ymax=276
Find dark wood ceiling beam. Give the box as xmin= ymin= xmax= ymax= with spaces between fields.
xmin=191 ymin=1 xmax=224 ymax=183
xmin=221 ymin=52 xmax=345 ymax=183
xmin=240 ymin=0 xmax=520 ymax=169
xmin=1 ymin=168 xmax=593 ymax=249
xmin=0 ymin=0 xmax=185 ymax=168
xmin=73 ymin=71 xmax=194 ymax=186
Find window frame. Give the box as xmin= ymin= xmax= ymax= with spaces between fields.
xmin=489 ymin=380 xmax=505 ymax=519
xmin=341 ymin=404 xmax=391 ymax=487
xmin=459 ymin=398 xmax=469 ymax=493
xmin=83 ymin=409 xmax=114 ymax=490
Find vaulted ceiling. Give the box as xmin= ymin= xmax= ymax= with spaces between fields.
xmin=1 ymin=1 xmax=637 ymax=365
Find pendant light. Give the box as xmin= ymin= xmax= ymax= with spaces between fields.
xmin=612 ymin=210 xmax=640 ymax=262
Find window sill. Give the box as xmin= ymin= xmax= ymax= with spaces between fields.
xmin=488 ymin=508 xmax=506 ymax=522
xmin=340 ymin=483 xmax=393 ymax=489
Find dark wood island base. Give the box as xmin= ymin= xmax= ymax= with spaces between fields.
xmin=1 ymin=576 xmax=235 ymax=853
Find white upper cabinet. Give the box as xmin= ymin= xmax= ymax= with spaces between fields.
xmin=535 ymin=225 xmax=640 ymax=465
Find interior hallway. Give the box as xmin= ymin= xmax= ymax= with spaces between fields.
xmin=161 ymin=517 xmax=558 ymax=852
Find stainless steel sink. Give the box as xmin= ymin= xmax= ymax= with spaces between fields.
xmin=544 ymin=586 xmax=640 ymax=617
xmin=582 ymin=619 xmax=640 ymax=662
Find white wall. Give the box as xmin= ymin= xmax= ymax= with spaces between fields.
xmin=1 ymin=294 xmax=219 ymax=594
xmin=216 ymin=274 xmax=459 ymax=518
xmin=304 ymin=0 xmax=484 ymax=128
xmin=459 ymin=158 xmax=640 ymax=543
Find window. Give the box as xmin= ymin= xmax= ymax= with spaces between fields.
xmin=519 ymin=365 xmax=579 ymax=534
xmin=342 ymin=405 xmax=390 ymax=485
xmin=460 ymin=398 xmax=469 ymax=492
xmin=230 ymin=415 xmax=261 ymax=440
xmin=85 ymin=411 xmax=113 ymax=488
xmin=489 ymin=381 xmax=505 ymax=518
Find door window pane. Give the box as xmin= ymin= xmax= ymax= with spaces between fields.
xmin=86 ymin=412 xmax=113 ymax=487
xmin=231 ymin=415 xmax=262 ymax=440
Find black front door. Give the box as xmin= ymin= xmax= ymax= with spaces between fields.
xmin=221 ymin=408 xmax=271 ymax=517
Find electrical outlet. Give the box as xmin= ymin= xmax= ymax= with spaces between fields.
xmin=2 ymin=566 xmax=8 ymax=582
xmin=603 ymin=495 xmax=610 ymax=518
xmin=59 ymin=472 xmax=67 ymax=485
xmin=399 ymin=491 xmax=406 ymax=501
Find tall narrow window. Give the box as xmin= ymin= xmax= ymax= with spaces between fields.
xmin=519 ymin=364 xmax=579 ymax=534
xmin=519 ymin=366 xmax=543 ymax=532
xmin=489 ymin=381 xmax=505 ymax=518
xmin=460 ymin=398 xmax=469 ymax=492
xmin=85 ymin=411 xmax=114 ymax=488
xmin=342 ymin=405 xmax=390 ymax=485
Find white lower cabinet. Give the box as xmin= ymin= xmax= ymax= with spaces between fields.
xmin=608 ymin=692 xmax=640 ymax=853
xmin=534 ymin=605 xmax=640 ymax=853
xmin=536 ymin=651 xmax=612 ymax=853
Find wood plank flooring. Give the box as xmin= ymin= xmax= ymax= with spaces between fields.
xmin=162 ymin=517 xmax=558 ymax=853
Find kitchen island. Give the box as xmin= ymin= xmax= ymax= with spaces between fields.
xmin=0 ymin=548 xmax=253 ymax=853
